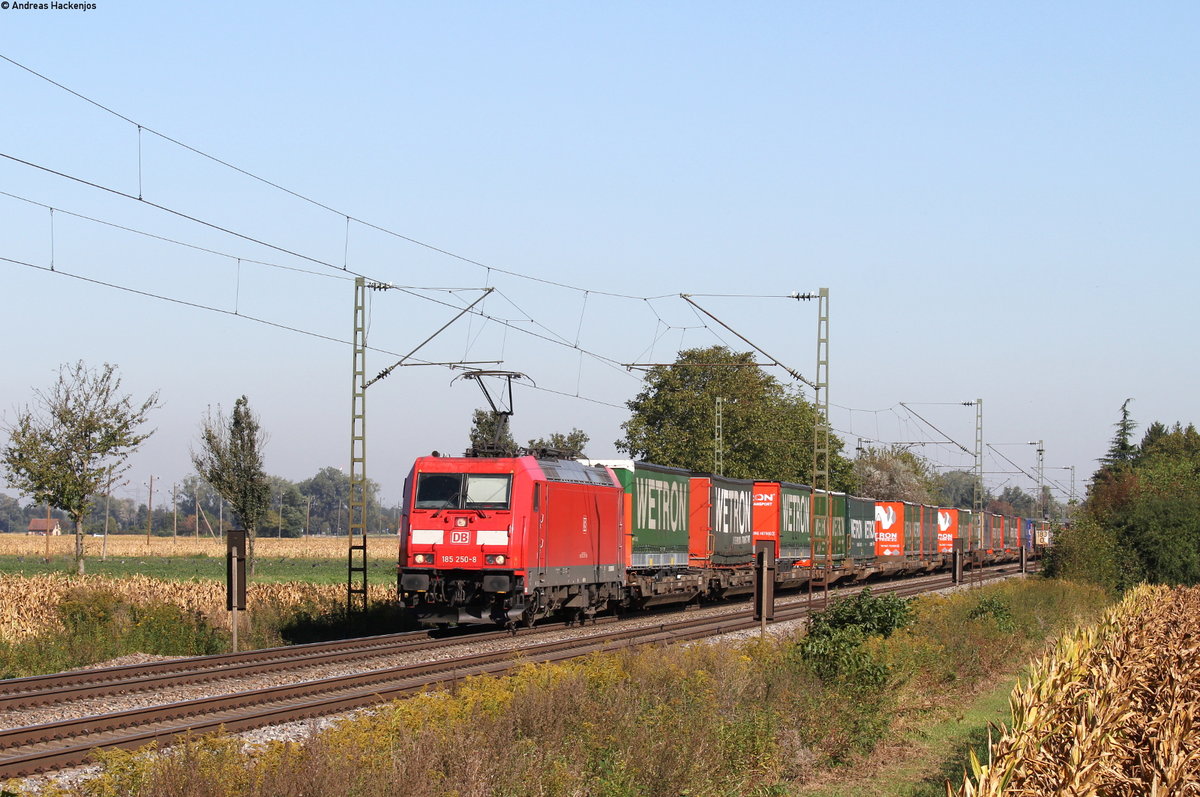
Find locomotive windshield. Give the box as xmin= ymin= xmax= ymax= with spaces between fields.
xmin=415 ymin=473 xmax=512 ymax=510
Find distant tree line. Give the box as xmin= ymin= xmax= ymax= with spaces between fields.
xmin=1046 ymin=399 xmax=1200 ymax=591
xmin=851 ymin=445 xmax=1063 ymax=519
xmin=0 ymin=466 xmax=397 ymax=538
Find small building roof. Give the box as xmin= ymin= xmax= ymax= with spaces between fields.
xmin=27 ymin=518 xmax=62 ymax=532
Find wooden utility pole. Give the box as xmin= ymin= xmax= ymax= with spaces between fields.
xmin=172 ymin=483 xmax=178 ymax=542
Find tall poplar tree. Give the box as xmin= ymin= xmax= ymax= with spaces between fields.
xmin=192 ymin=396 xmax=270 ymax=576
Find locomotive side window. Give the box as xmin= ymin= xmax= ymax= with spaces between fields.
xmin=415 ymin=473 xmax=463 ymax=509
xmin=465 ymin=475 xmax=511 ymax=509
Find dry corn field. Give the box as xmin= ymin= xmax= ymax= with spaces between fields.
xmin=0 ymin=533 xmax=399 ymax=562
xmin=953 ymin=583 xmax=1200 ymax=797
xmin=0 ymin=573 xmax=396 ymax=642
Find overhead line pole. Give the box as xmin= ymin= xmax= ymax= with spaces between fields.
xmin=348 ymin=280 xmax=495 ymax=614
xmin=347 ymin=278 xmax=378 ymax=614
xmin=813 ymin=288 xmax=832 ymax=606
xmin=959 ymin=400 xmax=983 ymax=584
xmin=673 ymin=290 xmax=827 ymax=604
xmin=714 ymin=396 xmax=724 ymax=477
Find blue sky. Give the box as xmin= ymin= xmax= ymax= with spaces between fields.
xmin=1 ymin=2 xmax=1196 ymax=507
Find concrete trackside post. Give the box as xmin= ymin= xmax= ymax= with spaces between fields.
xmin=952 ymin=538 xmax=963 ymax=584
xmin=754 ymin=545 xmax=775 ymax=636
xmin=226 ymin=529 xmax=247 ymax=652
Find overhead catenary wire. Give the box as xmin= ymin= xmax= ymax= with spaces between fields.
xmin=0 ymin=254 xmax=478 ymax=370
xmin=0 ymin=54 xmax=674 ymax=302
xmin=2 ymin=227 xmax=642 ymax=414
xmin=0 ymin=151 xmax=378 ymax=281
xmin=897 ymin=402 xmax=973 ymax=456
xmin=0 ymin=153 xmax=667 ymax=394
xmin=680 ymin=293 xmax=817 ymax=389
xmin=987 ymin=444 xmax=1041 ymax=488
xmin=2 ymin=242 xmax=1076 ymax=484
xmin=11 ymin=55 xmax=1039 ymax=450
xmin=0 ymin=60 xmax=812 ymax=400
xmin=0 ymin=173 xmax=642 ymax=388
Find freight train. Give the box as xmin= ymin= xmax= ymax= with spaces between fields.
xmin=397 ymin=454 xmax=1042 ymax=627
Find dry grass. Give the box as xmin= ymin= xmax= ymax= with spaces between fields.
xmin=0 ymin=573 xmax=396 ymax=642
xmin=954 ymin=583 xmax=1200 ymax=796
xmin=0 ymin=532 xmax=398 ymax=562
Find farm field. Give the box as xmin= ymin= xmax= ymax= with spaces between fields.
xmin=953 ymin=583 xmax=1200 ymax=796
xmin=0 ymin=533 xmax=401 ymax=584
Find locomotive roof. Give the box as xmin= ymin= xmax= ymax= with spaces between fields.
xmin=535 ymin=458 xmax=619 ymax=486
xmin=579 ymin=459 xmax=692 ymax=477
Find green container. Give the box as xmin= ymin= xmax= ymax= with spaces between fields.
xmin=778 ymin=482 xmax=812 ymax=562
xmin=629 ymin=462 xmax=692 ymax=567
xmin=903 ymin=502 xmax=921 ymax=557
xmin=922 ymin=504 xmax=939 ymax=557
xmin=847 ymin=495 xmax=875 ymax=560
xmin=812 ymin=490 xmax=848 ymax=564
xmin=959 ymin=508 xmax=977 ymax=552
xmin=705 ymin=476 xmax=755 ymax=566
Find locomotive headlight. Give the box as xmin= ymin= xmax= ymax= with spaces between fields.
xmin=413 ymin=553 xmax=433 ymax=565
xmin=485 ymin=554 xmax=507 ymax=565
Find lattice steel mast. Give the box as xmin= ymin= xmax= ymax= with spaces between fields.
xmin=348 ymin=281 xmax=495 ymax=612
xmin=812 ymin=288 xmax=831 ymax=602
xmin=348 ymin=278 xmax=397 ymax=612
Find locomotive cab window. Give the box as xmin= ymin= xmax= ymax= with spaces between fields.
xmin=415 ymin=473 xmax=462 ymax=509
xmin=415 ymin=473 xmax=512 ymax=510
xmin=465 ymin=475 xmax=511 ymax=509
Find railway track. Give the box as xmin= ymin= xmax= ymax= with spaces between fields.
xmin=0 ymin=565 xmax=1028 ymax=779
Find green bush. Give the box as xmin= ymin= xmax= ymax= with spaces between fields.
xmin=967 ymin=595 xmax=1016 ymax=633
xmin=797 ymin=587 xmax=912 ymax=683
xmin=807 ymin=586 xmax=913 ymax=639
xmin=796 ymin=624 xmax=889 ymax=686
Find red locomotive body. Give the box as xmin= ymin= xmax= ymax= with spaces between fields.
xmin=398 ymin=455 xmax=625 ymax=626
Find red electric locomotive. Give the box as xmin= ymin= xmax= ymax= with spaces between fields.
xmin=398 ymin=455 xmax=626 ymax=627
